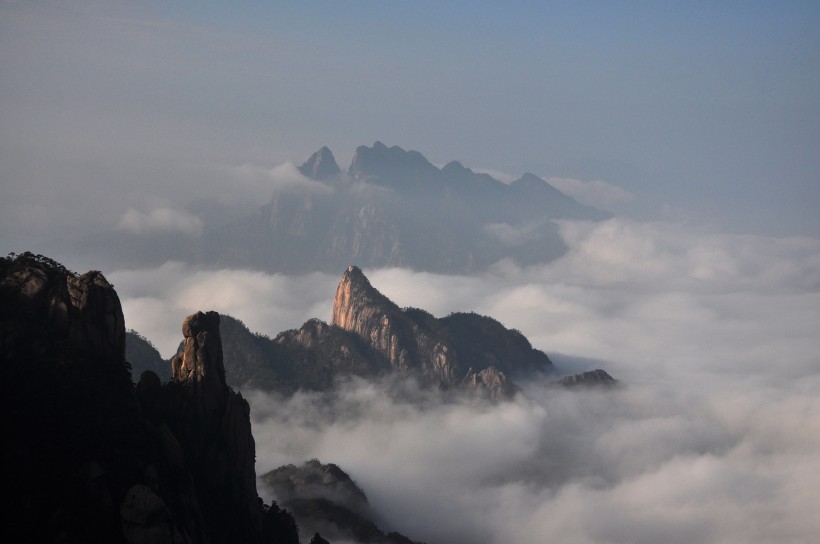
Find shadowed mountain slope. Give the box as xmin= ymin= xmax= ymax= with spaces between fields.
xmin=262 ymin=460 xmax=424 ymax=544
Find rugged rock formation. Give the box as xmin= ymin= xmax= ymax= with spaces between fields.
xmin=331 ymin=266 xmax=552 ymax=390
xmin=0 ymin=252 xmax=303 ymax=544
xmin=199 ymin=266 xmax=552 ymax=398
xmin=298 ymin=146 xmax=342 ymax=181
xmin=2 ymin=253 xmax=126 ymax=363
xmin=165 ymin=311 xmax=261 ymax=544
xmin=555 ymin=368 xmax=619 ymax=388
xmin=460 ymin=366 xmax=518 ymax=401
xmin=264 ymin=460 xmax=371 ymax=518
xmin=262 ymin=460 xmax=423 ymax=544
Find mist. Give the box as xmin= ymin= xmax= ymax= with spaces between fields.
xmin=110 ymin=218 xmax=820 ymax=543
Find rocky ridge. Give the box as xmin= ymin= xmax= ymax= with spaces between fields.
xmin=128 ymin=266 xmax=615 ymax=399
xmin=1 ymin=252 xmax=301 ymax=544
xmin=555 ymin=368 xmax=619 ymax=388
xmin=330 ymin=265 xmax=551 ymax=392
xmin=156 ymin=265 xmax=553 ymax=398
xmin=262 ymin=460 xmax=422 ymax=544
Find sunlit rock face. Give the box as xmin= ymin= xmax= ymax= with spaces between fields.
xmin=330 ymin=265 xmax=553 ymax=393
xmin=461 ymin=366 xmax=518 ymax=401
xmin=166 ymin=311 xmax=261 ymax=544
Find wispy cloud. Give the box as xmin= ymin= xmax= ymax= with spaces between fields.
xmin=230 ymin=161 xmax=335 ymax=195
xmin=116 ymin=207 xmax=203 ymax=236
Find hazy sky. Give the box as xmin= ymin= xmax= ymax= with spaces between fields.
xmin=2 ymin=0 xmax=819 ymax=257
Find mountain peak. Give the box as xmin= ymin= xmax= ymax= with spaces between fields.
xmin=332 ymin=265 xmax=398 ymax=332
xmin=441 ymin=160 xmax=468 ymax=173
xmin=513 ymin=172 xmax=546 ymax=186
xmin=348 ymin=142 xmax=439 ymax=185
xmin=299 ymin=146 xmax=341 ymax=180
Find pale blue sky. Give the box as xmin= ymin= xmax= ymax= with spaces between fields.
xmin=1 ymin=0 xmax=818 ymax=247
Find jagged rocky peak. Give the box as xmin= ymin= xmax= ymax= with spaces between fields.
xmin=441 ymin=159 xmax=469 ymax=174
xmin=299 ymin=145 xmax=341 ymax=180
xmin=329 ymin=265 xmax=553 ymax=391
xmin=512 ymin=172 xmax=551 ymax=188
xmin=348 ymin=141 xmax=439 ymax=184
xmin=164 ymin=310 xmax=264 ymax=543
xmin=461 ymin=366 xmax=518 ymax=401
xmin=262 ymin=459 xmax=423 ymax=544
xmin=332 ymin=265 xmax=398 ymax=333
xmin=557 ymin=368 xmax=619 ymax=388
xmin=263 ymin=459 xmax=371 ymax=517
xmin=172 ymin=311 xmax=225 ymax=385
xmin=1 ymin=252 xmax=125 ymax=363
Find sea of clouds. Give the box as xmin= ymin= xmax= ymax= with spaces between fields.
xmin=111 ymin=218 xmax=820 ymax=544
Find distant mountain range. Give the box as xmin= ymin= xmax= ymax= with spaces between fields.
xmin=194 ymin=142 xmax=610 ymax=274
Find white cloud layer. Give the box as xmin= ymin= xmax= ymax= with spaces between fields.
xmin=230 ymin=161 xmax=335 ymax=195
xmin=116 ymin=207 xmax=204 ymax=236
xmin=110 ymin=218 xmax=820 ymax=543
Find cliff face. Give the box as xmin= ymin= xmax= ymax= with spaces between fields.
xmin=2 ymin=254 xmax=126 ymax=363
xmin=0 ymin=253 xmax=299 ymax=544
xmin=330 ymin=266 xmax=551 ymax=392
xmin=165 ymin=311 xmax=261 ymax=544
xmin=330 ymin=266 xmax=416 ymax=375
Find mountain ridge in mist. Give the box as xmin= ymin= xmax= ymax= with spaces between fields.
xmin=127 ymin=265 xmax=615 ymax=398
xmin=262 ymin=459 xmax=423 ymax=544
xmin=196 ymin=142 xmax=609 ymax=274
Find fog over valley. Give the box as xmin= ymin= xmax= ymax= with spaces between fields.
xmin=109 ymin=217 xmax=820 ymax=543
xmin=2 ymin=2 xmax=819 ymax=543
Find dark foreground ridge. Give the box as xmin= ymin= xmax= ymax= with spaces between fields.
xmin=0 ymin=252 xmax=303 ymax=544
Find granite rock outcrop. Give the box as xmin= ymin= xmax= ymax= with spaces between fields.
xmin=262 ymin=460 xmax=423 ymax=544
xmin=555 ymin=368 xmax=619 ymax=388
xmin=185 ymin=265 xmax=553 ymax=398
xmin=0 ymin=252 xmax=303 ymax=544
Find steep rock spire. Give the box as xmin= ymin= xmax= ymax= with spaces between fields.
xmin=298 ymin=146 xmax=341 ymax=180
xmin=167 ymin=311 xmax=261 ymax=543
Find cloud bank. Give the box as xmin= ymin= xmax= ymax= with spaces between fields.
xmin=116 ymin=207 xmax=204 ymax=236
xmin=111 ymin=218 xmax=820 ymax=543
